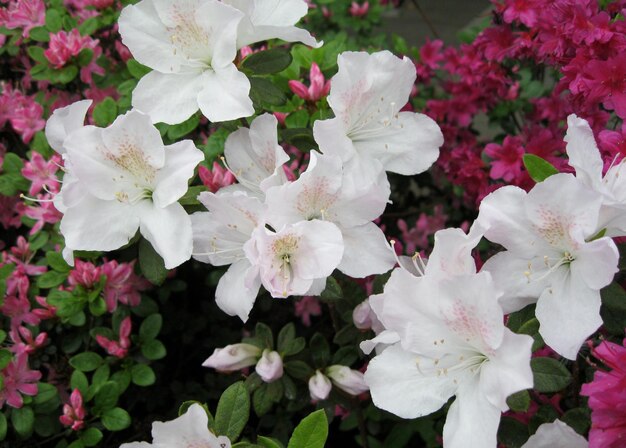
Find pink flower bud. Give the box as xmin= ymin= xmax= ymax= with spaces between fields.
xmin=308 ymin=370 xmax=332 ymax=401
xmin=326 ymin=365 xmax=369 ymax=396
xmin=255 ymin=349 xmax=283 ymax=383
xmin=202 ymin=343 xmax=261 ymax=372
xmin=288 ymin=80 xmax=310 ymax=100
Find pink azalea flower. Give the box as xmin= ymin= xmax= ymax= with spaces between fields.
xmin=68 ymin=259 xmax=102 ymax=289
xmin=95 ymin=317 xmax=132 ymax=358
xmin=44 ymin=29 xmax=100 ymax=69
xmin=500 ymin=0 xmax=540 ymax=27
xmin=294 ymin=296 xmax=322 ymax=327
xmin=581 ymin=337 xmax=626 ymax=448
xmin=101 ymin=260 xmax=149 ymax=312
xmin=21 ymin=152 xmax=61 ymax=196
xmin=0 ymin=353 xmax=42 ymax=408
xmin=0 ymin=0 xmax=45 ymax=38
xmin=0 ymin=294 xmax=41 ymax=330
xmin=198 ymin=162 xmax=236 ymax=193
xmin=396 ymin=205 xmax=447 ymax=254
xmin=349 ymin=1 xmax=369 ymax=17
xmin=59 ymin=389 xmax=86 ymax=431
xmin=6 ymin=236 xmax=47 ymax=277
xmin=0 ymin=195 xmax=24 ymax=230
xmin=23 ymin=193 xmax=63 ymax=234
xmin=9 ymin=98 xmax=45 ymax=143
xmin=9 ymin=326 xmax=47 ymax=355
xmin=288 ymin=63 xmax=331 ymax=102
xmin=484 ymin=135 xmax=525 ymax=183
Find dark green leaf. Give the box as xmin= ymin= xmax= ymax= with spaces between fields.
xmin=71 ymin=370 xmax=89 ymax=394
xmin=282 ymin=337 xmax=305 ymax=357
xmin=179 ymin=185 xmax=205 ymax=205
xmin=29 ymin=27 xmax=50 ymax=42
xmin=277 ymin=323 xmax=296 ymax=353
xmin=257 ymin=436 xmax=284 ymax=448
xmin=70 ymin=352 xmax=103 ymax=372
xmin=52 ymin=65 xmax=79 ymax=84
xmin=242 ymin=48 xmax=293 ymax=75
xmin=0 ymin=413 xmax=6 ymax=441
xmin=285 ymin=109 xmax=309 ymax=128
xmin=531 ymin=357 xmax=572 ymax=393
xmin=45 ymin=10 xmax=63 ymax=32
xmin=497 ymin=416 xmax=529 ymax=448
xmin=255 ymin=322 xmax=274 ymax=349
xmin=253 ymin=384 xmax=273 ymax=417
xmin=214 ymin=381 xmax=250 ymax=441
xmin=33 ymin=383 xmax=58 ymax=405
xmin=101 ymin=407 xmax=131 ymax=431
xmin=127 ymin=59 xmax=151 ymax=79
xmin=78 ymin=17 xmax=99 ymax=36
xmin=94 ymin=381 xmax=119 ymax=411
xmin=138 ymin=238 xmax=168 ymax=285
xmin=81 ymin=428 xmax=103 ymax=447
xmin=522 ymin=154 xmax=559 ymax=183
xmin=77 ymin=48 xmax=94 ymax=67
xmin=561 ymin=408 xmax=591 ymax=435
xmin=320 ymin=276 xmax=342 ymax=301
xmin=139 ymin=314 xmax=162 ymax=341
xmin=281 ymin=128 xmax=318 ymax=152
xmin=0 ymin=350 xmax=12 ymax=370
xmin=11 ymin=406 xmax=34 ymax=437
xmin=249 ymin=77 xmax=287 ymax=107
xmin=36 ymin=270 xmax=67 ymax=289
xmin=309 ymin=333 xmax=330 ymax=368
xmin=284 ymin=360 xmax=313 ymax=380
xmin=27 ymin=46 xmax=47 ymax=63
xmin=141 ymin=339 xmax=167 ymax=360
xmin=167 ymin=114 xmax=199 ymax=140
xmin=2 ymin=153 xmax=23 ymax=173
xmin=506 ymin=390 xmax=530 ymax=413
xmin=287 ymin=410 xmax=328 ymax=448
xmin=131 ymin=364 xmax=156 ymax=386
xmin=600 ymin=282 xmax=626 ymax=335
xmin=46 ymin=251 xmax=71 ymax=273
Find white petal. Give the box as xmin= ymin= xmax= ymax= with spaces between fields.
xmin=291 ymin=220 xmax=344 ymax=279
xmin=443 ymin=376 xmax=501 ymax=448
xmin=138 ymin=201 xmax=193 ymax=269
xmin=565 ymin=114 xmax=603 ymax=190
xmin=536 ymin=270 xmax=603 ymax=360
xmin=132 ymin=71 xmax=205 ymax=125
xmin=570 ymin=237 xmax=618 ymax=290
xmin=479 ymin=328 xmax=533 ymax=410
xmin=354 ymin=111 xmax=442 ymax=176
xmin=313 ymin=117 xmax=356 ymax=163
xmin=238 ymin=24 xmax=319 ymax=48
xmin=305 ymin=277 xmax=326 ymax=295
xmin=151 ymin=403 xmax=214 ymax=445
xmin=338 ymin=223 xmax=395 ymax=278
xmin=359 ymin=329 xmax=400 ymax=355
xmin=365 ymin=343 xmax=456 ymax=419
xmin=198 ymin=65 xmax=253 ymax=123
xmin=118 ymin=0 xmax=184 ymax=73
xmin=425 ymin=227 xmax=482 ymax=280
xmin=215 ymin=259 xmax=260 ymax=321
xmin=61 ymin=195 xmax=139 ymax=251
xmin=153 ymin=140 xmax=204 ymax=207
xmin=45 ymin=100 xmax=92 ymax=153
xmin=522 ymin=420 xmax=588 ymax=448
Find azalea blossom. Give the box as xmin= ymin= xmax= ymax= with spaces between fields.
xmin=48 ymin=104 xmax=204 ymax=269
xmin=120 ymin=403 xmax=231 ymax=448
xmin=288 ymin=62 xmax=330 ymax=102
xmin=521 ymin=420 xmax=588 ymax=448
xmin=478 ymin=173 xmax=619 ymax=359
xmin=255 ymin=349 xmax=283 ymax=382
xmin=119 ymin=0 xmax=253 ymax=124
xmin=202 ymin=343 xmax=261 ymax=372
xmin=326 ymin=365 xmax=368 ymax=396
xmin=564 ymin=114 xmax=626 ymax=236
xmin=363 ymin=227 xmax=533 ymax=448
xmin=309 ymin=370 xmax=332 ymax=401
xmin=313 ymin=50 xmax=443 ymax=189
xmin=265 ymin=151 xmax=394 ymax=278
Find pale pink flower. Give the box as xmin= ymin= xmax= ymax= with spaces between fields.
xmin=255 ymin=349 xmax=283 ymax=383
xmin=288 ymin=63 xmax=330 ymax=102
xmin=0 ymin=0 xmax=45 ymax=38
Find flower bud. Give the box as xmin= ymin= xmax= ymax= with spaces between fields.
xmin=255 ymin=349 xmax=284 ymax=383
xmin=352 ymin=299 xmax=373 ymax=330
xmin=326 ymin=365 xmax=369 ymax=396
xmin=308 ymin=370 xmax=332 ymax=401
xmin=202 ymin=343 xmax=262 ymax=372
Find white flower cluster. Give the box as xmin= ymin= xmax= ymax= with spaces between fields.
xmin=361 ymin=114 xmax=625 ymax=447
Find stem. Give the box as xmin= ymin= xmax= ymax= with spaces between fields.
xmin=353 ymin=397 xmax=369 ymax=448
xmin=410 ymin=0 xmax=440 ymax=39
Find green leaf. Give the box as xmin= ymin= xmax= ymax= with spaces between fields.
xmin=600 ymin=282 xmax=626 ymax=335
xmin=283 ymin=360 xmax=313 ymax=380
xmin=0 ymin=413 xmax=6 ymax=441
xmin=282 ymin=337 xmax=305 ymax=357
xmin=167 ymin=114 xmax=199 ymax=140
xmin=242 ymin=48 xmax=293 ymax=75
xmin=92 ymin=364 xmax=111 ymax=386
xmin=131 ymin=364 xmax=156 ymax=386
xmin=285 ymin=109 xmax=309 ymax=128
xmin=309 ymin=333 xmax=330 ymax=368
xmin=280 ymin=128 xmax=317 ymax=152
xmin=561 ymin=408 xmax=591 ymax=435
xmin=141 ymin=339 xmax=167 ymax=360
xmin=531 ymin=357 xmax=572 ymax=393
xmin=277 ymin=323 xmax=296 ymax=353
xmin=249 ymin=77 xmax=287 ymax=107
xmin=506 ymin=390 xmax=530 ymax=413
xmin=101 ymin=407 xmax=131 ymax=431
xmin=127 ymin=59 xmax=152 ymax=79
xmin=214 ymin=381 xmax=250 ymax=442
xmin=78 ymin=16 xmax=98 ymax=35
xmin=46 ymin=251 xmax=71 ymax=272
xmin=33 ymin=383 xmax=58 ymax=405
xmin=139 ymin=238 xmax=168 ymax=285
xmin=70 ymin=352 xmax=103 ymax=372
xmin=253 ymin=384 xmax=273 ymax=417
xmin=11 ymin=406 xmax=35 ymax=438
xmin=45 ymin=9 xmax=63 ymax=32
xmin=255 ymin=322 xmax=274 ymax=349
xmin=81 ymin=428 xmax=103 ymax=447
xmin=71 ymin=370 xmax=89 ymax=394
xmin=140 ymin=314 xmax=162 ymax=341
xmin=94 ymin=381 xmax=120 ymax=411
xmin=93 ymin=97 xmax=118 ymax=127
xmin=36 ymin=270 xmax=67 ymax=289
xmin=257 ymin=436 xmax=284 ymax=448
xmin=179 ymin=185 xmax=205 ymax=206
xmin=320 ymin=276 xmax=342 ymax=301
xmin=497 ymin=416 xmax=529 ymax=448
xmin=52 ymin=65 xmax=79 ymax=84
xmin=2 ymin=153 xmax=23 ymax=173
xmin=287 ymin=410 xmax=328 ymax=448
xmin=522 ymin=154 xmax=559 ymax=183
xmin=0 ymin=350 xmax=12 ymax=370
xmin=77 ymin=48 xmax=94 ymax=67
xmin=29 ymin=27 xmax=50 ymax=42
xmin=89 ymin=296 xmax=107 ymax=316
xmin=27 ymin=46 xmax=47 ymax=63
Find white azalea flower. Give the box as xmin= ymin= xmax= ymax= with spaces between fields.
xmin=326 ymin=365 xmax=369 ymax=396
xmin=58 ymin=108 xmax=203 ymax=269
xmin=222 ymin=113 xmax=289 ymax=197
xmin=119 ymin=0 xmax=253 ymax=124
xmin=255 ymin=349 xmax=284 ymax=382
xmin=521 ymin=420 xmax=588 ymax=448
xmin=223 ymin=0 xmax=321 ymax=48
xmin=364 ymin=270 xmax=533 ymax=448
xmin=313 ymin=50 xmax=443 ymax=190
xmin=45 ymin=99 xmax=92 ymax=155
xmin=565 ymin=114 xmax=626 ymax=236
xmin=265 ymin=151 xmax=394 ymax=277
xmin=478 ymin=173 xmax=619 ymax=359
xmin=120 ymin=403 xmax=231 ymax=448
xmin=308 ymin=370 xmax=332 ymax=401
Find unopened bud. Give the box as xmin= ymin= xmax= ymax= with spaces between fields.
xmin=202 ymin=343 xmax=261 ymax=372
xmin=308 ymin=370 xmax=332 ymax=401
xmin=255 ymin=349 xmax=284 ymax=383
xmin=326 ymin=365 xmax=368 ymax=396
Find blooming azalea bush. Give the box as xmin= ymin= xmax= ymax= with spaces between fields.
xmin=1 ymin=0 xmax=626 ymax=447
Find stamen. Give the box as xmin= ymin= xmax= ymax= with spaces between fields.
xmin=20 ymin=194 xmax=55 ymax=203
